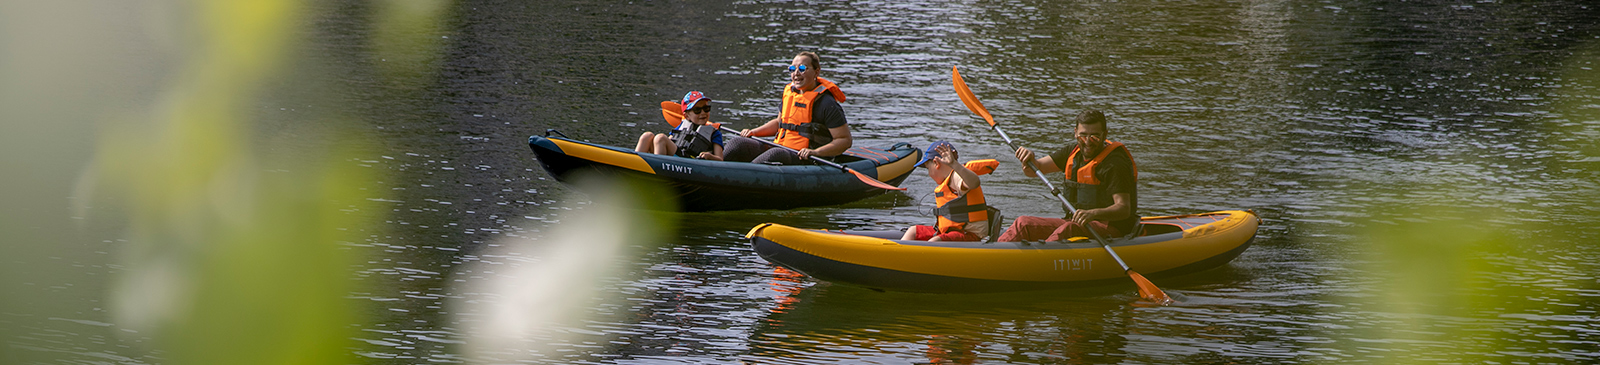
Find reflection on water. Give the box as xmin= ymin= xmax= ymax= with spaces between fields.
xmin=8 ymin=0 xmax=1600 ymax=363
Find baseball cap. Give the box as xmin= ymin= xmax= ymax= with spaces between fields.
xmin=680 ymin=91 xmax=711 ymax=112
xmin=915 ymin=140 xmax=953 ymax=168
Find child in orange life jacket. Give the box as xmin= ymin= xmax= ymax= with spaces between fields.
xmin=636 ymin=91 xmax=725 ymax=160
xmin=902 ymin=141 xmax=1000 ymax=241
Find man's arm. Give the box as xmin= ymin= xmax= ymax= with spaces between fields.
xmin=1016 ymin=147 xmax=1062 ymax=177
xmin=1072 ymin=192 xmax=1130 ymax=227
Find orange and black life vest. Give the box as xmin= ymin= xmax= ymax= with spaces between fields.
xmin=933 ymin=159 xmax=999 ymax=235
xmin=775 ymin=78 xmax=846 ymax=150
xmin=1062 ymin=141 xmax=1137 ymax=210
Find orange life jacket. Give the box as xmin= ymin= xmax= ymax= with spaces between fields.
xmin=775 ymin=77 xmax=846 ymax=150
xmin=1063 ymin=141 xmax=1137 ymax=209
xmin=933 ymin=159 xmax=999 ymax=235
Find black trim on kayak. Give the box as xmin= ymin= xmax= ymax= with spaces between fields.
xmin=1146 ymin=232 xmax=1256 ymax=279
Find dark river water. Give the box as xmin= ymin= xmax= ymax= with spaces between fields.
xmin=8 ymin=0 xmax=1600 ymax=364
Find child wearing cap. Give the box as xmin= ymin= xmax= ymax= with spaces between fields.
xmin=902 ymin=141 xmax=1000 ymax=241
xmin=636 ymin=91 xmax=725 ymax=160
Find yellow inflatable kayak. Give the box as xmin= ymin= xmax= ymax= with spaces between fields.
xmin=746 ymin=210 xmax=1260 ymax=293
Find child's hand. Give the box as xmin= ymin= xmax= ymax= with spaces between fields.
xmin=935 ymin=143 xmax=958 ymax=166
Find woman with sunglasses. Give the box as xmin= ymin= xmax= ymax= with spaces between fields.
xmin=635 ymin=91 xmax=725 ymax=160
xmin=722 ymin=51 xmax=853 ymax=165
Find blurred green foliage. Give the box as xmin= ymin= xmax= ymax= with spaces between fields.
xmin=1339 ymin=39 xmax=1600 ymax=364
xmin=2 ymin=0 xmax=447 ymax=364
xmin=88 ymin=1 xmax=381 ymax=363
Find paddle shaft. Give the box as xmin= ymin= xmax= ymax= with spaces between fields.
xmin=718 ymin=126 xmax=850 ymax=170
xmin=722 ymin=127 xmax=906 ymax=191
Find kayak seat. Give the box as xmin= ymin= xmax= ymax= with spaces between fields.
xmin=1123 ymin=222 xmax=1145 ymax=240
xmin=1137 ymin=222 xmax=1184 ymax=237
xmin=982 ymin=208 xmax=1001 ymax=243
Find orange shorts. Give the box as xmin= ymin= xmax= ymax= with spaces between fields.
xmin=911 ymin=225 xmax=981 ymax=241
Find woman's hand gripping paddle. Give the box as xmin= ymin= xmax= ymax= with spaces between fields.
xmin=951 ymin=66 xmax=1172 ymax=305
xmin=658 ymin=102 xmax=905 ymax=191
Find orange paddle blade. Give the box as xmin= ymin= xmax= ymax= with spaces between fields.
xmin=660 ymin=101 xmax=685 ymax=128
xmin=951 ymin=66 xmax=997 ymax=127
xmin=1127 ymin=270 xmax=1174 ymax=305
xmin=846 ymin=168 xmax=906 ymax=191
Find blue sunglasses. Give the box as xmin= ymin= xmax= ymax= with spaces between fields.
xmin=786 ymin=64 xmax=809 ymax=73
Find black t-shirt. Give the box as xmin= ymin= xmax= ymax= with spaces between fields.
xmin=810 ymin=92 xmax=848 ymax=129
xmin=808 ymin=92 xmax=848 ymax=148
xmin=1049 ymin=143 xmax=1139 ymax=233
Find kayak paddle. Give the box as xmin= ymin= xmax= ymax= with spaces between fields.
xmin=951 ymin=66 xmax=1172 ymax=305
xmin=658 ymin=102 xmax=906 ymax=191
xmin=660 ymin=101 xmax=688 ymax=128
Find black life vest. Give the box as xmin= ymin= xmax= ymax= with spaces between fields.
xmin=670 ymin=122 xmax=720 ymax=159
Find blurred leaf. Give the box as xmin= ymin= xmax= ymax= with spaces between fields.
xmin=84 ymin=1 xmax=388 ymax=364
xmin=457 ymin=173 xmax=673 ymax=362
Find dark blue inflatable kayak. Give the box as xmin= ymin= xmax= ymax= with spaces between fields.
xmin=528 ymin=131 xmax=921 ymax=211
